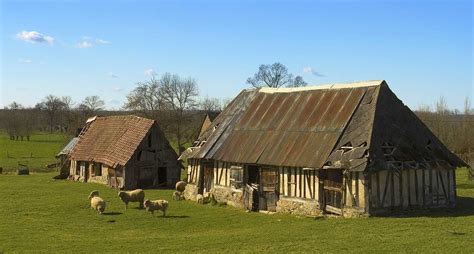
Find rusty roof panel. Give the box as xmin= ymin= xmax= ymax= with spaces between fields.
xmin=212 ymin=87 xmax=367 ymax=168
xmin=190 ymin=81 xmax=382 ymax=169
xmin=197 ymin=90 xmax=258 ymax=159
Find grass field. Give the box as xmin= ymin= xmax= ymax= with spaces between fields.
xmin=0 ymin=169 xmax=473 ymax=253
xmin=0 ymin=131 xmax=69 ymax=172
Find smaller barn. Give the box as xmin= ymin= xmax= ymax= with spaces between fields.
xmin=68 ymin=115 xmax=181 ymax=189
xmin=56 ymin=137 xmax=79 ymax=178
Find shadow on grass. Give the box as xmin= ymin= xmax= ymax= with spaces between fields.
xmin=376 ymin=196 xmax=474 ymax=218
xmin=102 ymin=212 xmax=123 ymax=216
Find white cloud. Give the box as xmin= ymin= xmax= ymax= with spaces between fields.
xmin=18 ymin=58 xmax=32 ymax=64
xmin=16 ymin=31 xmax=54 ymax=44
xmin=303 ymin=67 xmax=324 ymax=77
xmin=108 ymin=72 xmax=119 ymax=78
xmin=75 ymin=37 xmax=109 ymax=48
xmin=113 ymin=87 xmax=123 ymax=92
xmin=76 ymin=41 xmax=93 ymax=48
xmin=144 ymin=68 xmax=157 ymax=76
xmin=96 ymin=39 xmax=110 ymax=44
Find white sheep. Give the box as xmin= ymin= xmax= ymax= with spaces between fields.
xmin=118 ymin=189 xmax=145 ymax=209
xmin=143 ymin=199 xmax=169 ymax=216
xmin=88 ymin=190 xmax=106 ymax=214
xmin=172 ymin=191 xmax=184 ymax=201
xmin=175 ymin=181 xmax=187 ymax=192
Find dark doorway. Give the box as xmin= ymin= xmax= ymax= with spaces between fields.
xmin=247 ymin=165 xmax=259 ymax=184
xmin=158 ymin=167 xmax=167 ymax=186
xmin=245 ymin=165 xmax=260 ymax=211
xmin=203 ymin=164 xmax=213 ymax=192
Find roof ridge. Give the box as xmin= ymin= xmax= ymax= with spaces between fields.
xmin=259 ymin=80 xmax=384 ymax=94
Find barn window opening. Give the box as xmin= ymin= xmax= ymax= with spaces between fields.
xmin=230 ymin=166 xmax=243 ymax=189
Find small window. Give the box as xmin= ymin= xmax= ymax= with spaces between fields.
xmin=93 ymin=163 xmax=102 ymax=176
xmin=230 ymin=166 xmax=243 ymax=189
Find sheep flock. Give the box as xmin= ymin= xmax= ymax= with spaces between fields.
xmin=87 ymin=181 xmax=188 ymax=216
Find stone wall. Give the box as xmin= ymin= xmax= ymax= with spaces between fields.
xmin=210 ymin=186 xmax=245 ymax=209
xmin=276 ymin=197 xmax=322 ymax=217
xmin=183 ymin=184 xmax=199 ymax=201
xmin=342 ymin=207 xmax=366 ymax=218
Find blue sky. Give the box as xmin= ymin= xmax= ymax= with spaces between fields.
xmin=1 ymin=0 xmax=472 ymax=110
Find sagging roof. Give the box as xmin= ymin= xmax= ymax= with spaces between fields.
xmin=69 ymin=115 xmax=155 ymax=168
xmin=185 ymin=80 xmax=468 ymax=171
xmin=57 ymin=137 xmax=79 ymax=157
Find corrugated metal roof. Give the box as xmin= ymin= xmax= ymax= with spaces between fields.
xmin=69 ymin=115 xmax=154 ymax=167
xmin=187 ymin=81 xmax=378 ymax=169
xmin=57 ymin=137 xmax=79 ymax=156
xmin=213 ymin=87 xmax=366 ymax=167
xmin=186 ymin=79 xmax=468 ymax=171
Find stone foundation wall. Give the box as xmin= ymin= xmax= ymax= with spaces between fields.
xmin=210 ymin=186 xmax=244 ymax=209
xmin=276 ymin=197 xmax=322 ymax=217
xmin=183 ymin=184 xmax=199 ymax=201
xmin=342 ymin=207 xmax=366 ymax=218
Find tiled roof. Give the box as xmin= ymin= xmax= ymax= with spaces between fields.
xmin=69 ymin=115 xmax=154 ymax=167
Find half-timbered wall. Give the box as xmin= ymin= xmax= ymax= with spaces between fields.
xmin=344 ymin=172 xmax=366 ymax=210
xmin=213 ymin=161 xmax=244 ymax=187
xmin=187 ymin=159 xmax=200 ymax=184
xmin=279 ymin=167 xmax=319 ymax=201
xmin=368 ymin=167 xmax=456 ymax=211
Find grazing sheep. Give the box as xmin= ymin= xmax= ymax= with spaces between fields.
xmin=88 ymin=191 xmax=106 ymax=214
xmin=175 ymin=181 xmax=187 ymax=192
xmin=143 ymin=199 xmax=169 ymax=216
xmin=118 ymin=189 xmax=145 ymax=209
xmin=172 ymin=191 xmax=184 ymax=201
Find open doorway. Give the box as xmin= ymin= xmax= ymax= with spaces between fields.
xmin=157 ymin=167 xmax=167 ymax=186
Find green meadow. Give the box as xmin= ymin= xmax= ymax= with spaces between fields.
xmin=0 ymin=131 xmax=68 ymax=172
xmin=0 ymin=169 xmax=473 ymax=253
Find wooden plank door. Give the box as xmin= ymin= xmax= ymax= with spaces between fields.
xmin=260 ymin=168 xmax=279 ymax=212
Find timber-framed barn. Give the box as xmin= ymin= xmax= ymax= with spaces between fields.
xmin=68 ymin=115 xmax=182 ymax=190
xmin=180 ymin=80 xmax=468 ymax=217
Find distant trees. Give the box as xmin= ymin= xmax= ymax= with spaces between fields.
xmin=79 ymin=96 xmax=105 ymax=116
xmin=200 ymin=96 xmax=222 ymax=112
xmin=124 ymin=77 xmax=162 ymax=119
xmin=158 ymin=73 xmax=199 ymax=154
xmin=124 ymin=73 xmax=199 ymax=154
xmin=416 ymin=96 xmax=473 ymax=166
xmin=35 ymin=95 xmax=67 ymax=133
xmin=247 ymin=62 xmax=306 ymax=88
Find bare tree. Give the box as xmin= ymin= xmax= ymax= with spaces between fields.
xmin=159 ymin=73 xmax=199 ymax=154
xmin=124 ymin=77 xmax=162 ymax=119
xmin=36 ymin=95 xmax=66 ymax=133
xmin=246 ymin=62 xmax=306 ymax=88
xmin=200 ymin=96 xmax=221 ymax=112
xmin=61 ymin=96 xmax=74 ymax=111
xmin=79 ymin=96 xmax=105 ymax=116
xmin=287 ymin=75 xmax=307 ymax=88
